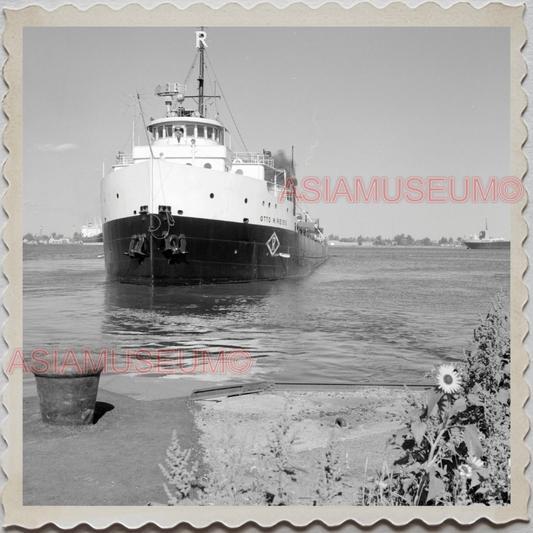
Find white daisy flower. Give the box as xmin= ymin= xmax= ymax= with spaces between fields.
xmin=467 ymin=455 xmax=484 ymax=469
xmin=458 ymin=464 xmax=472 ymax=478
xmin=435 ymin=364 xmax=462 ymax=394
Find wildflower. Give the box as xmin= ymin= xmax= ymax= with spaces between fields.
xmin=435 ymin=364 xmax=462 ymax=394
xmin=458 ymin=464 xmax=473 ymax=478
xmin=467 ymin=455 xmax=484 ymax=469
xmin=375 ymin=479 xmax=387 ymax=490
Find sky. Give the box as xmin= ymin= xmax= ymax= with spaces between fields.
xmin=23 ymin=26 xmax=511 ymax=240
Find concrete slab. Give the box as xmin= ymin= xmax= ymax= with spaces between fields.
xmin=98 ymin=373 xmax=246 ymax=401
xmin=23 ymin=372 xmax=250 ymax=402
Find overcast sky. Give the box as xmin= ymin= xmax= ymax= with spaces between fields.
xmin=23 ymin=26 xmax=510 ymax=240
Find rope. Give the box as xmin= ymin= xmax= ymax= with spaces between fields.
xmin=204 ymin=50 xmax=249 ymax=152
xmin=183 ymin=52 xmax=198 ymax=89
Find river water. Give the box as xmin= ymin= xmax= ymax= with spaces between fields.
xmin=22 ymin=244 xmax=510 ymax=386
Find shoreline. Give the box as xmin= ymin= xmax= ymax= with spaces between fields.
xmin=23 ymin=372 xmax=426 ymax=506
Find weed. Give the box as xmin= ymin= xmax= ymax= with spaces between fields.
xmin=159 ymin=429 xmax=199 ymax=505
xmin=314 ymin=442 xmax=346 ymax=505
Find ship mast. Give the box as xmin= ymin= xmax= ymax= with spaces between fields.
xmin=155 ymin=31 xmax=218 ymax=119
xmin=197 ymin=28 xmax=206 ymax=117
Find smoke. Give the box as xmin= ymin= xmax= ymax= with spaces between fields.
xmin=273 ymin=149 xmax=297 ymax=186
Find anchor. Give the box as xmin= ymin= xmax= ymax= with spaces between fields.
xmin=124 ymin=234 xmax=148 ymax=263
xmin=161 ymin=233 xmax=188 ymax=264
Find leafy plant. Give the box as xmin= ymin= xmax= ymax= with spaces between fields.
xmin=259 ymin=418 xmax=300 ymax=505
xmin=314 ymin=443 xmax=346 ymax=505
xmin=159 ymin=429 xmax=199 ymax=505
xmin=360 ymin=296 xmax=510 ymax=506
xmin=198 ymin=443 xmax=260 ymax=505
xmin=196 ymin=416 xmax=266 ymax=505
xmin=459 ymin=294 xmax=511 ymax=504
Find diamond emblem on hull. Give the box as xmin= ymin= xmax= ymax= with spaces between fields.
xmin=266 ymin=232 xmax=280 ymax=256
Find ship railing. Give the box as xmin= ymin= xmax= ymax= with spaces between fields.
xmin=114 ymin=152 xmax=134 ymax=166
xmin=232 ymin=152 xmax=274 ymax=167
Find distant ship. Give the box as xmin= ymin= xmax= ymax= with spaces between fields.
xmin=80 ymin=219 xmax=103 ymax=244
xmin=463 ymin=223 xmax=510 ymax=250
xmin=100 ymin=30 xmax=328 ymax=286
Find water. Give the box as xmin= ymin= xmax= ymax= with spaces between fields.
xmin=23 ymin=244 xmax=510 ymax=385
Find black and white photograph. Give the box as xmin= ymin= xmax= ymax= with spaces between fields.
xmin=2 ymin=1 xmax=529 ymax=529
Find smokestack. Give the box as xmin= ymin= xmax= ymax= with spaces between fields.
xmin=273 ymin=149 xmax=298 ymax=186
xmin=291 ymin=146 xmax=294 ymax=175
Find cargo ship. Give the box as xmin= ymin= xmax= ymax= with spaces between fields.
xmin=80 ymin=219 xmax=103 ymax=244
xmin=100 ymin=30 xmax=328 ymax=286
xmin=463 ymin=222 xmax=510 ymax=250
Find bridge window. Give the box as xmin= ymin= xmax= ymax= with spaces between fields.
xmin=207 ymin=126 xmax=213 ymax=139
xmin=197 ymin=126 xmax=205 ymax=138
xmin=157 ymin=126 xmax=164 ymax=139
xmin=165 ymin=125 xmax=173 ymax=137
xmin=186 ymin=125 xmax=195 ymax=137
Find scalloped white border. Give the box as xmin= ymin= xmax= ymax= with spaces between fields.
xmin=1 ymin=1 xmax=530 ymax=530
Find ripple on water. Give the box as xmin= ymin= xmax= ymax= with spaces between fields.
xmin=23 ymin=246 xmax=510 ymax=385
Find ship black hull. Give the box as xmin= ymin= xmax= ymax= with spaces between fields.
xmin=463 ymin=240 xmax=510 ymax=250
xmin=103 ymin=215 xmax=328 ymax=286
xmin=81 ymin=234 xmax=103 ymax=244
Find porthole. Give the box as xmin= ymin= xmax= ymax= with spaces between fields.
xmin=275 ymin=204 xmax=277 ymax=209
xmin=178 ymin=210 xmax=183 ymax=215
xmin=204 ymin=163 xmax=212 ymax=169
xmin=210 ymin=193 xmax=214 ymax=199
xmin=133 ymin=210 xmax=137 ymax=215
xmin=236 ymin=169 xmax=244 ymax=175
xmin=244 ymin=198 xmax=248 ymax=203
xmin=186 ymin=163 xmax=192 ymax=166
xmin=262 ymin=201 xmax=265 ymax=206
xmin=268 ymin=202 xmax=271 ymax=208
xmin=116 ymin=193 xmax=119 ymax=198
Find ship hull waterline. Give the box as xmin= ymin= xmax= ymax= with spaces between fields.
xmin=463 ymin=240 xmax=510 ymax=250
xmin=103 ymin=215 xmax=328 ymax=286
xmin=80 ymin=235 xmax=103 ymax=244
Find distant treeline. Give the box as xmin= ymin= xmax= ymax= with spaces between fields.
xmin=23 ymin=232 xmax=85 ymax=243
xmin=328 ymin=234 xmax=464 ymax=246
xmin=23 ymin=232 xmax=68 ymax=241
